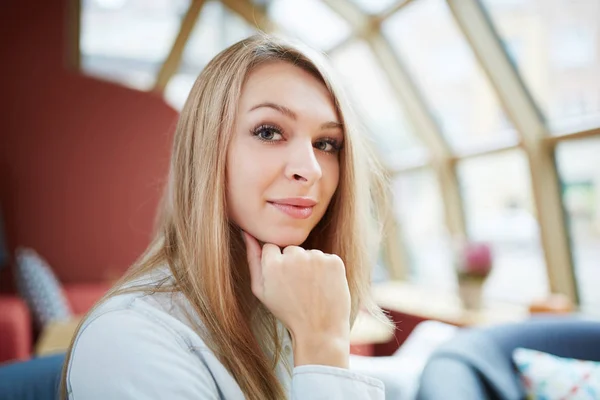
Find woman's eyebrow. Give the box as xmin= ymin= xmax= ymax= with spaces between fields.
xmin=249 ymin=102 xmax=343 ymax=130
xmin=321 ymin=121 xmax=343 ymax=130
xmin=250 ymin=102 xmax=297 ymax=120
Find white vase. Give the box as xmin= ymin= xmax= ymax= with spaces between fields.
xmin=458 ymin=279 xmax=484 ymax=310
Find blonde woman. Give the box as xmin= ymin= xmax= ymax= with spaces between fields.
xmin=62 ymin=34 xmax=392 ymax=400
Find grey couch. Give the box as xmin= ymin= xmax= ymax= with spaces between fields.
xmin=416 ymin=317 xmax=600 ymax=400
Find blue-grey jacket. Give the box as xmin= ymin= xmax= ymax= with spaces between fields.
xmin=65 ymin=269 xmax=385 ymax=399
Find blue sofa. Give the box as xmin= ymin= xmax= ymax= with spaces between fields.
xmin=0 ymin=353 xmax=66 ymax=400
xmin=416 ymin=317 xmax=600 ymax=400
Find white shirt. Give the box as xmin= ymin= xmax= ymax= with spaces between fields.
xmin=66 ymin=269 xmax=385 ymax=399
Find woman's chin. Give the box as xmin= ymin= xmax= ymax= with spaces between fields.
xmin=255 ymin=230 xmax=309 ymax=249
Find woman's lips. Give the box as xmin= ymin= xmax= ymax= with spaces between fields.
xmin=268 ymin=202 xmax=314 ymax=219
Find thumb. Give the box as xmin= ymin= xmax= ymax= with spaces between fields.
xmin=242 ymin=230 xmax=263 ymax=297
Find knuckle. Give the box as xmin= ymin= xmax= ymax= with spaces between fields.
xmin=328 ymin=255 xmax=345 ymax=271
xmin=328 ymin=254 xmax=343 ymax=264
xmin=282 ymin=246 xmax=306 ymax=266
xmin=263 ymin=243 xmax=275 ymax=252
xmin=282 ymin=245 xmax=300 ymax=255
xmin=308 ymin=249 xmax=324 ymax=258
xmin=299 ymin=250 xmax=310 ymax=263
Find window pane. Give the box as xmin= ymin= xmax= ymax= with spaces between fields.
xmin=164 ymin=1 xmax=255 ymax=109
xmin=164 ymin=74 xmax=197 ymax=111
xmin=330 ymin=41 xmax=428 ymax=169
xmin=382 ymin=0 xmax=519 ymax=154
xmin=556 ymin=136 xmax=600 ymax=312
xmin=222 ymin=4 xmax=257 ymax=46
xmin=482 ymin=0 xmax=600 ymax=134
xmin=349 ymin=0 xmax=398 ymax=15
xmin=392 ymin=170 xmax=455 ymax=291
xmin=268 ymin=0 xmax=352 ymax=51
xmin=458 ymin=150 xmax=549 ymax=304
xmin=180 ymin=1 xmax=234 ymax=72
xmin=81 ymin=0 xmax=190 ymax=90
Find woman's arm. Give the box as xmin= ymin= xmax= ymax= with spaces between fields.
xmin=290 ymin=333 xmax=384 ymax=399
xmin=243 ymin=232 xmax=386 ymax=399
xmin=292 ymin=365 xmax=385 ymax=399
xmin=67 ymin=309 xmax=221 ymax=400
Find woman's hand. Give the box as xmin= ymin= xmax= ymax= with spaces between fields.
xmin=242 ymin=231 xmax=351 ymax=368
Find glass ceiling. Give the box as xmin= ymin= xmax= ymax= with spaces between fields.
xmin=164 ymin=0 xmax=256 ymax=109
xmin=482 ymin=0 xmax=600 ymax=134
xmin=383 ymin=0 xmax=519 ymax=154
xmin=79 ymin=0 xmax=600 ymax=309
xmin=330 ymin=40 xmax=428 ymax=169
xmin=349 ymin=0 xmax=398 ymax=15
xmin=268 ymin=0 xmax=352 ymax=51
xmin=81 ymin=0 xmax=190 ymax=90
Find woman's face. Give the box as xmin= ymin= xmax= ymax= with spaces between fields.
xmin=226 ymin=61 xmax=343 ymax=247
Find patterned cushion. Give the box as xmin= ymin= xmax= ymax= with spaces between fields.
xmin=513 ymin=347 xmax=600 ymax=400
xmin=14 ymin=248 xmax=72 ymax=329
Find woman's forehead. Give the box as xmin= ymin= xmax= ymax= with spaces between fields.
xmin=240 ymin=61 xmax=339 ymax=121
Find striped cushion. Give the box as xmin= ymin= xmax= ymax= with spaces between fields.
xmin=15 ymin=248 xmax=72 ymax=329
xmin=514 ymin=347 xmax=600 ymax=400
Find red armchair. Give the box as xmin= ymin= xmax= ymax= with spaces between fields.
xmin=0 ymin=296 xmax=31 ymax=363
xmin=0 ymin=282 xmax=111 ymax=364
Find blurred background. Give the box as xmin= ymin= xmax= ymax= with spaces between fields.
xmin=72 ymin=0 xmax=600 ymax=308
xmin=1 ymin=0 xmax=599 ymax=374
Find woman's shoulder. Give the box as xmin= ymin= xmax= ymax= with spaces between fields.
xmin=66 ymin=302 xmax=224 ymax=399
xmin=78 ymin=269 xmax=210 ymax=352
xmin=66 ymin=270 xmax=229 ymax=399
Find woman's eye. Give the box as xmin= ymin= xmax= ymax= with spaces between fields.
xmin=315 ymin=139 xmax=341 ymax=153
xmin=253 ymin=125 xmax=283 ymax=141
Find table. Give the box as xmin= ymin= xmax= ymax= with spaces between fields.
xmin=373 ymin=281 xmax=529 ymax=327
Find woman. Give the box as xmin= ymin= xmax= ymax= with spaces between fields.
xmin=62 ymin=34 xmax=392 ymax=400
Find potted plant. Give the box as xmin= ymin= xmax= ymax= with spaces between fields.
xmin=455 ymin=241 xmax=493 ymax=310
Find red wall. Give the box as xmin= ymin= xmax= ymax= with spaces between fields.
xmin=0 ymin=1 xmax=179 ymax=287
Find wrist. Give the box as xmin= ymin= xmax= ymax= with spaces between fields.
xmin=292 ymin=332 xmax=350 ymax=369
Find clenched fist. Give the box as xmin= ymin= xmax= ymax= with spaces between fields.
xmin=242 ymin=231 xmax=351 ymax=368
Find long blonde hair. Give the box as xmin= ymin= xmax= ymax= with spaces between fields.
xmin=60 ymin=34 xmax=392 ymax=400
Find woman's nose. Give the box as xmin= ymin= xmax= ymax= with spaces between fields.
xmin=284 ymin=141 xmax=322 ymax=185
